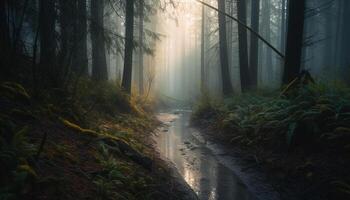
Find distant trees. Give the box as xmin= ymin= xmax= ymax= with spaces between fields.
xmin=122 ymin=0 xmax=135 ymax=94
xmin=218 ymin=0 xmax=233 ymax=96
xmin=91 ymin=0 xmax=108 ymax=81
xmin=282 ymin=0 xmax=306 ymax=84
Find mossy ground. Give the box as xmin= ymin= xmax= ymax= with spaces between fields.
xmin=0 ymin=80 xmax=191 ymax=200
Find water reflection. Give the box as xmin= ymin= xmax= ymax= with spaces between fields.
xmin=155 ymin=111 xmax=256 ymax=200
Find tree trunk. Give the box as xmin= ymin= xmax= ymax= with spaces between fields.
xmin=59 ymin=0 xmax=75 ymax=71
xmin=39 ymin=0 xmax=57 ymax=85
xmin=218 ymin=0 xmax=233 ymax=96
xmin=262 ymin=0 xmax=272 ymax=84
xmin=0 ymin=0 xmax=10 ymax=70
xmin=75 ymin=0 xmax=88 ymax=75
xmin=138 ymin=0 xmax=144 ymax=95
xmin=91 ymin=0 xmax=108 ymax=81
xmin=200 ymin=2 xmax=206 ymax=93
xmin=280 ymin=0 xmax=286 ymax=53
xmin=249 ymin=0 xmax=260 ymax=89
xmin=282 ymin=0 xmax=305 ymax=84
xmin=122 ymin=0 xmax=135 ymax=93
xmin=237 ymin=0 xmax=250 ymax=92
xmin=340 ymin=0 xmax=350 ymax=83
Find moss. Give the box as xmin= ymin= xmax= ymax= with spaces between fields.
xmin=60 ymin=118 xmax=98 ymax=136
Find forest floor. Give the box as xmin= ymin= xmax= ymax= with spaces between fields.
xmin=0 ymin=81 xmax=196 ymax=200
xmin=191 ymin=83 xmax=350 ymax=200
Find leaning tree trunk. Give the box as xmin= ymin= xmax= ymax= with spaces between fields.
xmin=218 ymin=0 xmax=233 ymax=96
xmin=122 ymin=0 xmax=135 ymax=94
xmin=249 ymin=0 xmax=260 ymax=89
xmin=91 ymin=0 xmax=108 ymax=81
xmin=138 ymin=0 xmax=144 ymax=95
xmin=237 ymin=0 xmax=250 ymax=92
xmin=282 ymin=0 xmax=305 ymax=84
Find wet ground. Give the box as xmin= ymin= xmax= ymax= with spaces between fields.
xmin=154 ymin=110 xmax=256 ymax=200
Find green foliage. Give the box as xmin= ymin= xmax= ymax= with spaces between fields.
xmin=76 ymin=78 xmax=132 ymax=116
xmin=192 ymin=82 xmax=350 ymax=150
xmin=0 ymin=119 xmax=36 ymax=199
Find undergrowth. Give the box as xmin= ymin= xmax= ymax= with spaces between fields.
xmin=0 ymin=79 xmax=160 ymax=200
xmin=193 ymin=82 xmax=350 ymax=150
xmin=192 ymin=81 xmax=350 ymax=199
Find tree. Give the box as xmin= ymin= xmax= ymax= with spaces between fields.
xmin=58 ymin=0 xmax=76 ymax=69
xmin=282 ymin=0 xmax=306 ymax=84
xmin=138 ymin=0 xmax=144 ymax=95
xmin=339 ymin=1 xmax=350 ymax=70
xmin=200 ymin=1 xmax=206 ymax=93
xmin=237 ymin=0 xmax=250 ymax=91
xmin=261 ymin=0 xmax=272 ymax=84
xmin=249 ymin=0 xmax=260 ymax=89
xmin=39 ymin=0 xmax=57 ymax=85
xmin=218 ymin=0 xmax=233 ymax=96
xmin=91 ymin=0 xmax=108 ymax=81
xmin=75 ymin=0 xmax=88 ymax=75
xmin=280 ymin=0 xmax=287 ymax=53
xmin=122 ymin=0 xmax=135 ymax=94
xmin=0 ymin=0 xmax=10 ymax=69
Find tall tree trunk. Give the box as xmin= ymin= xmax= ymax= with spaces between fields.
xmin=200 ymin=2 xmax=206 ymax=93
xmin=59 ymin=0 xmax=75 ymax=71
xmin=75 ymin=0 xmax=88 ymax=75
xmin=262 ymin=0 xmax=272 ymax=84
xmin=249 ymin=0 xmax=260 ymax=89
xmin=218 ymin=0 xmax=233 ymax=96
xmin=282 ymin=0 xmax=305 ymax=84
xmin=91 ymin=0 xmax=108 ymax=81
xmin=237 ymin=0 xmax=250 ymax=92
xmin=122 ymin=0 xmax=135 ymax=93
xmin=340 ymin=0 xmax=350 ymax=83
xmin=0 ymin=0 xmax=10 ymax=71
xmin=280 ymin=0 xmax=286 ymax=53
xmin=39 ymin=0 xmax=57 ymax=85
xmin=138 ymin=0 xmax=144 ymax=95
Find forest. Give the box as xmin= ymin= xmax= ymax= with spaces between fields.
xmin=1 ymin=0 xmax=350 ymax=200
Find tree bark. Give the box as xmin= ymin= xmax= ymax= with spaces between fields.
xmin=237 ymin=0 xmax=250 ymax=92
xmin=91 ymin=0 xmax=108 ymax=81
xmin=39 ymin=0 xmax=57 ymax=85
xmin=138 ymin=0 xmax=144 ymax=95
xmin=249 ymin=0 xmax=260 ymax=89
xmin=218 ymin=0 xmax=233 ymax=96
xmin=280 ymin=0 xmax=286 ymax=53
xmin=0 ymin=0 xmax=10 ymax=69
xmin=122 ymin=0 xmax=135 ymax=93
xmin=75 ymin=0 xmax=88 ymax=75
xmin=282 ymin=0 xmax=305 ymax=84
xmin=200 ymin=2 xmax=206 ymax=93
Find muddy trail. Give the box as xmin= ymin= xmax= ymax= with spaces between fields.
xmin=153 ymin=110 xmax=280 ymax=200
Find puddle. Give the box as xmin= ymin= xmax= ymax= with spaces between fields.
xmin=154 ymin=110 xmax=256 ymax=200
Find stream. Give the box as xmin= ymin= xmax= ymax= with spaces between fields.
xmin=154 ymin=110 xmax=258 ymax=200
